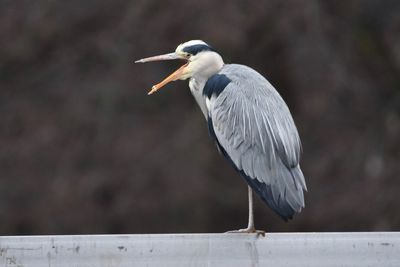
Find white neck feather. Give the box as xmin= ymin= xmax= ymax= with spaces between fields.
xmin=188 ymin=51 xmax=224 ymax=82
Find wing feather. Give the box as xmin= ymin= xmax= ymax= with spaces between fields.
xmin=207 ymin=64 xmax=306 ymax=220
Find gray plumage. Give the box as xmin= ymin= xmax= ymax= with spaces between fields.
xmin=135 ymin=40 xmax=307 ymax=223
xmin=191 ymin=64 xmax=307 ymax=220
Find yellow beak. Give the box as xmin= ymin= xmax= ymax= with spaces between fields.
xmin=135 ymin=53 xmax=188 ymax=95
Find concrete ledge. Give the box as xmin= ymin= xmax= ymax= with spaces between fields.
xmin=0 ymin=232 xmax=399 ymax=266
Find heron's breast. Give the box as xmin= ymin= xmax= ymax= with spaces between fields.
xmin=189 ymin=78 xmax=208 ymax=118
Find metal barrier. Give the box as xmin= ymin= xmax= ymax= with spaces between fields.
xmin=0 ymin=232 xmax=399 ymax=266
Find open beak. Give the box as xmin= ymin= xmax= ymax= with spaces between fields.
xmin=135 ymin=52 xmax=188 ymax=95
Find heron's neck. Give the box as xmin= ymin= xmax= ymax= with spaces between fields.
xmin=190 ymin=51 xmax=224 ymax=82
xmin=187 ymin=52 xmax=224 ymax=118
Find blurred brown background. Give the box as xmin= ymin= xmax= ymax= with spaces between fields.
xmin=1 ymin=0 xmax=399 ymax=235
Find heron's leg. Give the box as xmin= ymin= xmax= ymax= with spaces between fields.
xmin=226 ymin=186 xmax=265 ymax=236
xmin=247 ymin=185 xmax=255 ymax=230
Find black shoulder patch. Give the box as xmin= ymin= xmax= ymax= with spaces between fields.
xmin=202 ymin=74 xmax=231 ymax=99
xmin=182 ymin=44 xmax=216 ymax=55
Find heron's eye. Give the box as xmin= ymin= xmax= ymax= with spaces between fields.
xmin=185 ymin=53 xmax=191 ymax=58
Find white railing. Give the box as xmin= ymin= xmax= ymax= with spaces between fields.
xmin=0 ymin=232 xmax=399 ymax=266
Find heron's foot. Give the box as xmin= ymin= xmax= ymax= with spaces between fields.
xmin=226 ymin=227 xmax=266 ymax=237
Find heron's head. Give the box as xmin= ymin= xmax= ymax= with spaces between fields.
xmin=135 ymin=40 xmax=224 ymax=95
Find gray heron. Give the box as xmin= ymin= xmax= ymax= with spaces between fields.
xmin=135 ymin=40 xmax=307 ymax=234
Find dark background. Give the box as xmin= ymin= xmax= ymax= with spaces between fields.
xmin=1 ymin=0 xmax=399 ymax=235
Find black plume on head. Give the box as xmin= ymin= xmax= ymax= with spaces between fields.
xmin=182 ymin=44 xmax=217 ymax=55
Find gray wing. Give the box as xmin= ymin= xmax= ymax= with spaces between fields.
xmin=207 ymin=64 xmax=307 ymax=220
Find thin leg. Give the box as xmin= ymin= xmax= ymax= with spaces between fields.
xmin=247 ymin=185 xmax=255 ymax=230
xmin=226 ymin=186 xmax=265 ymax=236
